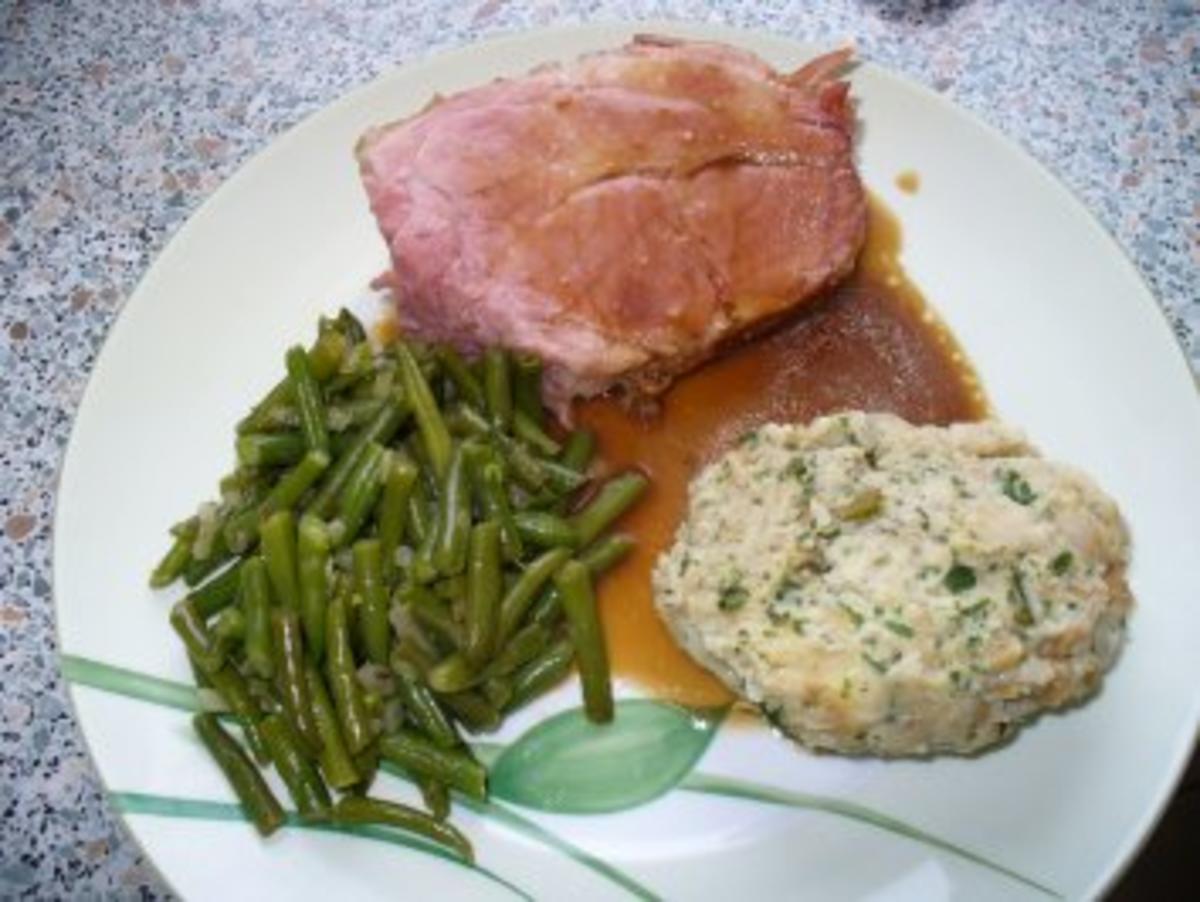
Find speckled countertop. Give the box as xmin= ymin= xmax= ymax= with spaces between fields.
xmin=1 ymin=1 xmax=1196 ymax=897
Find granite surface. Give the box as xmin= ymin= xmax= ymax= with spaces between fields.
xmin=1 ymin=0 xmax=1196 ymax=897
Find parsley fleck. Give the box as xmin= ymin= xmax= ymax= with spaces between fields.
xmin=883 ymin=619 xmax=914 ymax=638
xmin=862 ymin=652 xmax=889 ymax=674
xmin=958 ymin=597 xmax=992 ymax=618
xmin=1050 ymin=551 xmax=1074 ymax=575
xmin=1000 ymin=469 xmax=1037 ymax=505
xmin=1009 ymin=570 xmax=1034 ymax=626
xmin=943 ymin=563 xmax=977 ymax=594
xmin=838 ymin=602 xmax=864 ymax=628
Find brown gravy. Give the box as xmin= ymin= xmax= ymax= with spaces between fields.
xmin=576 ymin=195 xmax=987 ymax=708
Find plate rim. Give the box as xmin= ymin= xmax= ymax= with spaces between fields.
xmin=50 ymin=18 xmax=1200 ymax=900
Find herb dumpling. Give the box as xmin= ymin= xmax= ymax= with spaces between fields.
xmin=652 ymin=411 xmax=1132 ymax=756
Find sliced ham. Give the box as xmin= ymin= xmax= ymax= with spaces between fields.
xmin=358 ymin=36 xmax=867 ymax=415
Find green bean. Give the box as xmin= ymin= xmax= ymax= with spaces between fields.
xmin=410 ymin=502 xmax=440 ymax=585
xmin=182 ymin=540 xmax=234 ymax=588
xmin=470 ymin=454 xmax=524 ymax=562
xmin=495 ymin=547 xmax=570 ymax=646
xmin=193 ymin=714 xmax=284 ymax=837
xmin=260 ymin=713 xmax=331 ymax=821
xmin=433 ymin=444 xmax=471 ymax=576
xmin=506 ymin=636 xmax=575 ymax=713
xmin=353 ymin=539 xmax=390 ymax=667
xmin=578 ymin=532 xmax=637 ymax=574
xmin=527 ymin=534 xmax=635 ymax=627
xmin=271 ymin=610 xmax=322 ymax=752
xmin=239 ymin=557 xmax=274 ymax=679
xmin=304 ymin=664 xmax=359 ymax=790
xmin=397 ymin=583 xmax=461 ymax=649
xmin=224 ymin=450 xmax=331 ymax=552
xmin=490 ymin=428 xmax=588 ymax=495
xmin=325 ymin=593 xmax=376 ymax=754
xmin=437 ymin=690 xmax=501 ymax=734
xmin=171 ymin=599 xmax=225 ymax=673
xmin=486 ymin=623 xmax=552 ymax=679
xmin=405 ymin=476 xmax=434 ymax=546
xmin=391 ymin=634 xmax=437 ymax=676
xmin=482 ymin=348 xmax=513 ymax=432
xmin=432 ymin=574 xmax=467 ymax=604
xmin=463 ymin=521 xmax=501 ymax=667
xmin=235 ymin=432 xmax=306 ymax=468
xmin=332 ymin=795 xmax=472 ymax=862
xmin=513 ymin=511 xmax=578 ymax=549
xmin=296 ymin=515 xmax=331 ymax=663
xmin=559 ymin=429 xmax=596 ymax=473
xmin=202 ymin=661 xmax=270 ymax=764
xmin=330 ymin=307 xmax=368 ymax=344
xmin=306 ymin=396 xmax=410 ymax=518
xmin=482 ymin=675 xmax=513 ymax=709
xmin=554 ymin=561 xmax=612 ymax=723
xmin=182 ymin=561 xmax=243 ymax=623
xmin=416 ymin=776 xmax=451 ymax=821
xmin=378 ymin=730 xmax=487 ymax=801
xmin=570 ymin=472 xmax=648 ymax=547
xmin=436 ymin=345 xmax=485 ymax=409
xmin=513 ymin=410 xmax=560 ymax=457
xmin=426 ymin=652 xmax=478 ymax=694
xmin=512 ymin=352 xmax=544 ymax=429
xmin=212 ymin=606 xmax=245 ymax=652
xmin=150 ymin=525 xmax=195 ymax=589
xmin=394 ymin=668 xmax=460 ymax=749
xmin=378 ymin=456 xmax=418 ymax=585
xmin=334 ymin=441 xmax=386 ymax=547
xmin=326 ymin=398 xmax=386 ymax=433
xmin=237 ymin=329 xmax=347 ymax=435
xmin=397 ymin=341 xmax=451 ymax=480
xmin=326 ymin=341 xmax=376 ymax=395
xmin=260 ymin=510 xmax=300 ymax=611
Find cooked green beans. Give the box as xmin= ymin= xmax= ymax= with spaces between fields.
xmin=496 ymin=547 xmax=570 ymax=645
xmin=554 ymin=561 xmax=612 ymax=723
xmin=506 ymin=636 xmax=575 ymax=713
xmin=463 ymin=521 xmax=501 ymax=667
xmin=559 ymin=429 xmax=596 ymax=473
xmin=225 ymin=450 xmax=329 ymax=552
xmin=150 ymin=528 xmax=195 ymax=589
xmin=239 ymin=557 xmax=274 ymax=679
xmin=436 ymin=345 xmax=484 ymax=409
xmin=296 ymin=515 xmax=331 ymax=663
xmin=513 ymin=511 xmax=578 ymax=549
xmin=194 ymin=714 xmax=284 ymax=837
xmin=261 ymin=713 xmax=332 ymax=821
xmin=285 ymin=345 xmax=330 ymax=454
xmin=236 ymin=432 xmax=307 ymax=468
xmin=482 ymin=348 xmax=513 ymax=432
xmin=332 ymin=795 xmax=472 ymax=861
xmin=271 ymin=610 xmax=322 ymax=752
xmin=260 ymin=510 xmax=300 ymax=611
xmin=472 ymin=456 xmax=524 ymax=562
xmin=306 ymin=396 xmax=409 ymax=518
xmin=305 ymin=664 xmax=359 ymax=790
xmin=512 ymin=352 xmax=544 ymax=430
xmin=395 ymin=668 xmax=460 ymax=749
xmin=155 ymin=314 xmax=649 ymax=856
xmin=335 ymin=441 xmax=386 ymax=547
xmin=325 ymin=593 xmax=376 ymax=755
xmin=433 ymin=443 xmax=471 ymax=576
xmin=378 ymin=455 xmax=418 ymax=585
xmin=397 ymin=341 xmax=451 ymax=480
xmin=353 ymin=539 xmax=390 ymax=666
xmin=170 ymin=600 xmax=222 ymax=673
xmin=570 ymin=472 xmax=648 ymax=547
xmin=378 ymin=730 xmax=487 ymax=801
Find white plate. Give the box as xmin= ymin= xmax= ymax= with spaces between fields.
xmin=54 ymin=21 xmax=1200 ymax=901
